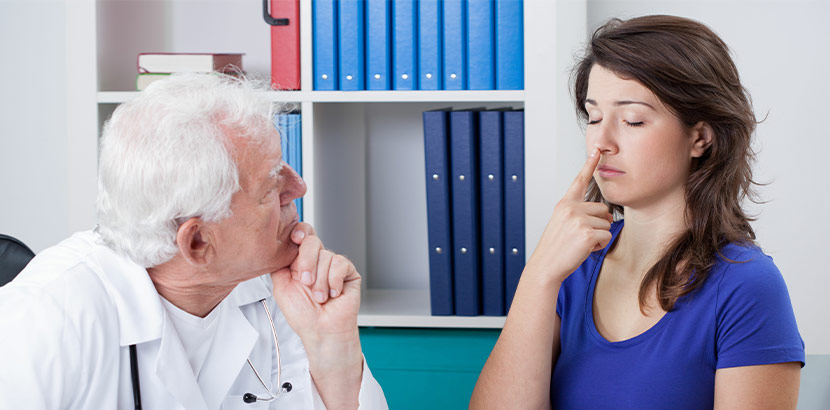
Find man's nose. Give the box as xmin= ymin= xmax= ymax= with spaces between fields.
xmin=281 ymin=164 xmax=307 ymax=205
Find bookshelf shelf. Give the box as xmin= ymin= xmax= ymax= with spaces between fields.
xmin=97 ymin=90 xmax=525 ymax=104
xmin=358 ymin=289 xmax=505 ymax=328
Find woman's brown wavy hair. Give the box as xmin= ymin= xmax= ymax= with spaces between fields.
xmin=572 ymin=15 xmax=761 ymax=312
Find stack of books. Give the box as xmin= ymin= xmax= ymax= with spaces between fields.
xmin=422 ymin=108 xmax=525 ymax=317
xmin=313 ymin=0 xmax=524 ymax=91
xmin=136 ymin=53 xmax=245 ymax=91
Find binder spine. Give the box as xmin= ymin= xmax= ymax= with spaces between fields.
xmin=417 ymin=0 xmax=442 ymax=90
xmin=392 ymin=0 xmax=418 ymax=90
xmin=442 ymin=0 xmax=467 ymax=90
xmin=366 ymin=0 xmax=391 ymax=90
xmin=495 ymin=0 xmax=524 ymax=90
xmin=466 ymin=0 xmax=495 ymax=90
xmin=338 ymin=0 xmax=366 ymax=90
xmin=423 ymin=111 xmax=455 ymax=316
xmin=503 ymin=110 xmax=525 ymax=312
xmin=313 ymin=0 xmax=339 ymax=90
xmin=479 ymin=110 xmax=505 ymax=316
xmin=450 ymin=110 xmax=481 ymax=316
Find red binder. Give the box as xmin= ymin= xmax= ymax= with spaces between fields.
xmin=266 ymin=0 xmax=300 ymax=90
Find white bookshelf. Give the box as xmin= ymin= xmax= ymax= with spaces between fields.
xmin=70 ymin=0 xmax=588 ymax=329
xmin=97 ymin=90 xmax=525 ymax=104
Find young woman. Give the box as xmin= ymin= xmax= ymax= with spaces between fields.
xmin=471 ymin=15 xmax=804 ymax=409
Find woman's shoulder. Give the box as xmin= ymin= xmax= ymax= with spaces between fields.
xmin=710 ymin=241 xmax=790 ymax=302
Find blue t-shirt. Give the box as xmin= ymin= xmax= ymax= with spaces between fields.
xmin=551 ymin=220 xmax=804 ymax=409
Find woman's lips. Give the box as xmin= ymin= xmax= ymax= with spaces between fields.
xmin=597 ymin=165 xmax=625 ymax=178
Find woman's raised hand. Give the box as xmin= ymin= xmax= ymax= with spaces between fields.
xmin=525 ymin=148 xmax=614 ymax=284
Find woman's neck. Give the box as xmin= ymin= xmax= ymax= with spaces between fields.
xmin=611 ymin=194 xmax=688 ymax=279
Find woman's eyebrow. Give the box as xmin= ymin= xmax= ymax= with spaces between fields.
xmin=585 ymin=98 xmax=656 ymax=111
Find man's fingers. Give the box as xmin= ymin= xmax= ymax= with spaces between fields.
xmin=291 ymin=222 xmax=317 ymax=245
xmin=312 ymin=250 xmax=334 ymax=304
xmin=292 ymin=234 xmax=323 ymax=286
xmin=327 ymin=255 xmax=358 ymax=299
xmin=566 ymin=147 xmax=602 ymax=200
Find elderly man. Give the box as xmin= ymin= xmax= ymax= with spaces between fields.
xmin=0 ymin=73 xmax=387 ymax=409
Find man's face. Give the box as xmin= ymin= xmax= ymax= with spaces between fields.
xmin=206 ymin=126 xmax=307 ymax=286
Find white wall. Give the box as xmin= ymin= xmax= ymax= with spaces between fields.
xmin=586 ymin=0 xmax=830 ymax=355
xmin=0 ymin=1 xmax=70 ymax=253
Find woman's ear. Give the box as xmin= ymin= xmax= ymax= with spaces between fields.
xmin=690 ymin=121 xmax=714 ymax=158
xmin=176 ymin=218 xmax=214 ymax=266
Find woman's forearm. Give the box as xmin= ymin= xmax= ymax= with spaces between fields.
xmin=470 ymin=264 xmax=564 ymax=410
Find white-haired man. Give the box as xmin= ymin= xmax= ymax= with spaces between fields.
xmin=0 ymin=73 xmax=388 ymax=409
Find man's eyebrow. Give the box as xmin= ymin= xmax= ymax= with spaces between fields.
xmin=585 ymin=98 xmax=656 ymax=110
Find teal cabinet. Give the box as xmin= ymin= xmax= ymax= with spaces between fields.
xmin=360 ymin=328 xmax=500 ymax=410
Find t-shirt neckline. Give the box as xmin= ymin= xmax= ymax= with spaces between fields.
xmin=585 ymin=220 xmax=675 ymax=348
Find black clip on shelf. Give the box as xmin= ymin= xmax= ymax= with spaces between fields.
xmin=263 ymin=0 xmax=290 ymax=26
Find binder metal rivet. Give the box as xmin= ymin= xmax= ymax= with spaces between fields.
xmin=346 ymin=75 xmax=353 ymax=80
xmin=461 ymin=247 xmax=467 ymax=254
xmin=458 ymin=175 xmax=465 ymax=181
xmin=512 ymin=248 xmax=519 ymax=255
xmin=374 ymin=74 xmax=381 ymax=79
xmin=426 ymin=73 xmax=432 ymax=79
xmin=450 ymin=73 xmax=457 ymax=79
xmin=488 ymin=174 xmax=494 ymax=180
xmin=432 ymin=174 xmax=439 ymax=180
xmin=322 ymin=74 xmax=328 ymax=80
xmin=489 ymin=247 xmax=495 ymax=254
xmin=512 ymin=175 xmax=518 ymax=181
xmin=435 ymin=247 xmax=442 ymax=254
xmin=402 ymin=74 xmax=409 ymax=80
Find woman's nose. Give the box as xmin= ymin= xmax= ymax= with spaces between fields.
xmin=590 ymin=121 xmax=618 ymax=155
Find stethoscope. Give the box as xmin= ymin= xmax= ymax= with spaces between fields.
xmin=129 ymin=299 xmax=292 ymax=409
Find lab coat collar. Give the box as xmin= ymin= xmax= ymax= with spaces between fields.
xmin=87 ymin=232 xmax=165 ymax=347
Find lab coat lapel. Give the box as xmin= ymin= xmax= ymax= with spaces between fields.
xmin=198 ymin=278 xmax=269 ymax=410
xmin=154 ymin=313 xmax=210 ymax=410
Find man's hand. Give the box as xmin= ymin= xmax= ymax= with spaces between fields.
xmin=270 ymin=223 xmax=363 ymax=410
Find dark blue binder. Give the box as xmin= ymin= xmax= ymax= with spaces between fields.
xmin=417 ymin=0 xmax=442 ymax=90
xmin=466 ymin=0 xmax=495 ymax=90
xmin=392 ymin=0 xmax=417 ymax=90
xmin=366 ymin=0 xmax=391 ymax=90
xmin=450 ymin=110 xmax=481 ymax=316
xmin=423 ymin=110 xmax=454 ymax=316
xmin=495 ymin=0 xmax=524 ymax=90
xmin=338 ymin=0 xmax=365 ymax=90
xmin=479 ymin=110 xmax=505 ymax=316
xmin=442 ymin=0 xmax=467 ymax=90
xmin=503 ymin=110 xmax=525 ymax=312
xmin=313 ymin=0 xmax=338 ymax=90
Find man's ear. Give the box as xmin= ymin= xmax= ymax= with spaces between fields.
xmin=176 ymin=218 xmax=214 ymax=266
xmin=690 ymin=121 xmax=714 ymax=158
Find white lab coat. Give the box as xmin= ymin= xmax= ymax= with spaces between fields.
xmin=0 ymin=231 xmax=388 ymax=410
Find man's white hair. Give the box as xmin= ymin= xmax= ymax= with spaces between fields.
xmin=96 ymin=73 xmax=278 ymax=268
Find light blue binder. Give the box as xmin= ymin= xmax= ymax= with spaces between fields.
xmin=393 ymin=0 xmax=418 ymax=90
xmin=366 ymin=0 xmax=391 ymax=90
xmin=418 ymin=0 xmax=442 ymax=90
xmin=442 ymin=0 xmax=467 ymax=90
xmin=289 ymin=113 xmax=303 ymax=220
xmin=338 ymin=0 xmax=366 ymax=90
xmin=466 ymin=0 xmax=495 ymax=90
xmin=313 ymin=0 xmax=338 ymax=90
xmin=495 ymin=0 xmax=524 ymax=89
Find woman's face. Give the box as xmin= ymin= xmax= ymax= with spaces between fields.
xmin=584 ymin=64 xmax=707 ymax=212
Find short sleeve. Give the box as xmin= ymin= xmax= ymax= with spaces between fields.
xmin=714 ymin=249 xmax=805 ymax=369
